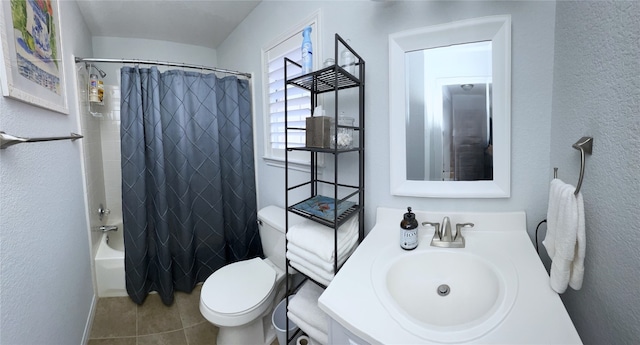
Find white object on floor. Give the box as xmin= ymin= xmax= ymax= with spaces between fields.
xmin=199 ymin=206 xmax=303 ymax=345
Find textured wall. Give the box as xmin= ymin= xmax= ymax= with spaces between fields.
xmin=550 ymin=1 xmax=640 ymax=343
xmin=0 ymin=1 xmax=95 ymax=343
xmin=217 ymin=1 xmax=557 ymax=239
xmin=91 ymin=36 xmax=219 ymax=86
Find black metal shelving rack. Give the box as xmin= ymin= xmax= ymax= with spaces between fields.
xmin=283 ymin=33 xmax=365 ymax=344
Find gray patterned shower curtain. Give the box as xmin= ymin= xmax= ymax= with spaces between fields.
xmin=120 ymin=66 xmax=262 ymax=305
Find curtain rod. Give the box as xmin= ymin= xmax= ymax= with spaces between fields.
xmin=74 ymin=57 xmax=251 ymax=79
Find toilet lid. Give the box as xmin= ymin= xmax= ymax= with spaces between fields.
xmin=201 ymin=258 xmax=276 ymax=315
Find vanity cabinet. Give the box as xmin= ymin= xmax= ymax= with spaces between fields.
xmin=329 ymin=318 xmax=371 ymax=345
xmin=318 ymin=207 xmax=582 ymax=344
xmin=283 ymin=33 xmax=365 ymax=343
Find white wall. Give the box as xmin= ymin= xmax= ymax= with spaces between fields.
xmin=549 ymin=1 xmax=640 ymax=343
xmin=77 ymin=65 xmax=107 ymax=262
xmin=216 ymin=1 xmax=556 ymax=238
xmin=91 ymin=36 xmax=218 ymax=86
xmin=0 ymin=1 xmax=95 ymax=343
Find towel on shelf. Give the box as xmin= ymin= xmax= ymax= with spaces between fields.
xmin=287 ymin=281 xmax=328 ymax=345
xmin=288 ymin=281 xmax=328 ymax=332
xmin=286 ymin=216 xmax=358 ymax=263
xmin=289 ymin=260 xmax=331 ymax=287
xmin=287 ymin=244 xmax=358 ymax=282
xmin=288 ymin=311 xmax=328 ymax=345
xmin=543 ymin=178 xmax=586 ymax=293
xmin=287 ymin=233 xmax=358 ymax=272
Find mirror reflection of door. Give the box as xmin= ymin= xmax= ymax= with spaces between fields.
xmin=445 ymin=83 xmax=493 ymax=181
xmin=405 ymin=41 xmax=493 ymax=181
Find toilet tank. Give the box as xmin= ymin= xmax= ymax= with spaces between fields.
xmin=257 ymin=206 xmax=304 ymax=271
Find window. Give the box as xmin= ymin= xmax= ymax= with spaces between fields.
xmin=263 ymin=14 xmax=320 ymax=166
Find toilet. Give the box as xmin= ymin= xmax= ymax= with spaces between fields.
xmin=200 ymin=205 xmax=302 ymax=345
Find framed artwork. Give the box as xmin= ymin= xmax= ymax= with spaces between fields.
xmin=0 ymin=0 xmax=68 ymax=114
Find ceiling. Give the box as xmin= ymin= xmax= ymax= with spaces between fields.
xmin=76 ymin=0 xmax=262 ymax=49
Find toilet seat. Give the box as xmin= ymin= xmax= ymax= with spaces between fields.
xmin=201 ymin=258 xmax=276 ymax=315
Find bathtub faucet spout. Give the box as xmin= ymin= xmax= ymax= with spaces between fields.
xmin=99 ymin=225 xmax=118 ymax=232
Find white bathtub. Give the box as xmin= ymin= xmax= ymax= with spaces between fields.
xmin=95 ymin=222 xmax=127 ymax=297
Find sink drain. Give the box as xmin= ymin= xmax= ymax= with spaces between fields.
xmin=437 ymin=284 xmax=450 ymax=296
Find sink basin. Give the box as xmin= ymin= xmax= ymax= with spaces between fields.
xmin=371 ymin=246 xmax=518 ymax=343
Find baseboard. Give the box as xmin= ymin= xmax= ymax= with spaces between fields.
xmin=81 ymin=293 xmax=97 ymax=345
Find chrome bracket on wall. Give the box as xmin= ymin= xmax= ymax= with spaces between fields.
xmin=571 ymin=136 xmax=593 ymax=195
xmin=553 ymin=136 xmax=593 ymax=195
xmin=0 ymin=131 xmax=83 ymax=150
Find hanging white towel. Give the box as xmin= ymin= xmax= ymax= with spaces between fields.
xmin=543 ymin=179 xmax=586 ymax=293
xmin=569 ymin=191 xmax=585 ymax=290
xmin=543 ymin=179 xmax=564 ymax=259
xmin=286 ymin=216 xmax=358 ymax=262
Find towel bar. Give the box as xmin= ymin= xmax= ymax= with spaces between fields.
xmin=0 ymin=131 xmax=83 ymax=149
xmin=553 ymin=137 xmax=593 ymax=195
xmin=572 ymin=137 xmax=593 ymax=195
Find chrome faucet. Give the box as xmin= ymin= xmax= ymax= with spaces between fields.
xmin=422 ymin=217 xmax=474 ymax=248
xmin=99 ymin=225 xmax=118 ymax=232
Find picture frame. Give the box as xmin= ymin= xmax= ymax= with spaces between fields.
xmin=0 ymin=0 xmax=68 ymax=114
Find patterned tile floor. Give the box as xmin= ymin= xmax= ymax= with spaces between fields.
xmin=88 ymin=285 xmax=219 ymax=345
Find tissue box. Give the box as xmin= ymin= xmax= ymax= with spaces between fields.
xmin=306 ymin=116 xmax=333 ymax=148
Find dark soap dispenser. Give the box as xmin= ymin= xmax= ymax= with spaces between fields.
xmin=400 ymin=207 xmax=418 ymax=250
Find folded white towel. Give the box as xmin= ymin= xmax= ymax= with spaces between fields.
xmin=288 ymin=311 xmax=328 ymax=345
xmin=287 ymin=281 xmax=328 ymax=344
xmin=289 ymin=260 xmax=331 ymax=287
xmin=287 ymin=233 xmax=358 ymax=272
xmin=543 ymin=179 xmax=586 ymax=293
xmin=286 ymin=216 xmax=358 ymax=262
xmin=288 ymin=281 xmax=327 ymax=331
xmin=287 ymin=245 xmax=358 ymax=282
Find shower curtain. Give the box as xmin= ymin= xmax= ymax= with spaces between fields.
xmin=120 ymin=66 xmax=262 ymax=305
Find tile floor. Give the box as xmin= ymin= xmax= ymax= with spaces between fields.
xmin=88 ymin=285 xmax=218 ymax=345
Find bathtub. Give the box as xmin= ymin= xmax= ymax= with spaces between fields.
xmin=95 ymin=222 xmax=127 ymax=297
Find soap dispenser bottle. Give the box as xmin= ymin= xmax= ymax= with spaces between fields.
xmin=400 ymin=207 xmax=418 ymax=250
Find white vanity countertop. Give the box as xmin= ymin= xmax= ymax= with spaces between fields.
xmin=318 ymin=207 xmax=582 ymax=344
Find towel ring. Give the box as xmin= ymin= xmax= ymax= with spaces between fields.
xmin=554 ymin=137 xmax=593 ymax=195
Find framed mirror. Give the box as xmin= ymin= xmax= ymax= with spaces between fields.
xmin=389 ymin=15 xmax=511 ymax=198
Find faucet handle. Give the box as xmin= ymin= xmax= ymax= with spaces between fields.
xmin=99 ymin=225 xmax=118 ymax=232
xmin=454 ymin=223 xmax=474 ymax=241
xmin=422 ymin=221 xmax=441 ymax=239
xmin=97 ymin=203 xmax=110 ymax=221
